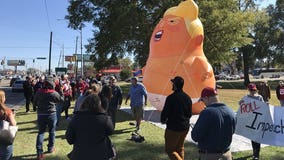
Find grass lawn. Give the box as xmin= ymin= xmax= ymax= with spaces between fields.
xmin=11 ymin=87 xmax=284 ymax=160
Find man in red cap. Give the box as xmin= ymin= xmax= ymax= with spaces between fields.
xmin=161 ymin=76 xmax=192 ymax=160
xmin=239 ymin=83 xmax=264 ymax=160
xmin=191 ymin=87 xmax=236 ymax=160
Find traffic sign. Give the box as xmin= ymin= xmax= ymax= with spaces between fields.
xmin=37 ymin=57 xmax=47 ymax=60
xmin=7 ymin=60 xmax=25 ymax=66
xmin=73 ymin=54 xmax=91 ymax=62
xmin=65 ymin=56 xmax=76 ymax=62
xmin=55 ymin=67 xmax=67 ymax=73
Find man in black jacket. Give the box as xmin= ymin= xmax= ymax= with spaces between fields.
xmin=161 ymin=76 xmax=192 ymax=160
xmin=107 ymin=76 xmax=122 ymax=129
xmin=23 ymin=76 xmax=34 ymax=112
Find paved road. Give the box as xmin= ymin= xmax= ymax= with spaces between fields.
xmin=0 ymin=79 xmax=25 ymax=110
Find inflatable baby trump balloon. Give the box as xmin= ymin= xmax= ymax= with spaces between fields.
xmin=142 ymin=0 xmax=216 ymax=114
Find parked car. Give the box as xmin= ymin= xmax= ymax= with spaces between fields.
xmin=0 ymin=75 xmax=4 ymax=82
xmin=125 ymin=77 xmax=131 ymax=83
xmin=137 ymin=76 xmax=143 ymax=82
xmin=231 ymin=75 xmax=240 ymax=80
xmin=125 ymin=76 xmax=143 ymax=83
xmin=10 ymin=77 xmax=21 ymax=87
xmin=12 ymin=80 xmax=25 ymax=92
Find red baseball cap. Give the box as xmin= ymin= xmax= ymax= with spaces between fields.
xmin=199 ymin=87 xmax=217 ymax=101
xmin=247 ymin=83 xmax=257 ymax=91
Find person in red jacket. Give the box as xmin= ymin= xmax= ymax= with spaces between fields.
xmin=276 ymin=81 xmax=284 ymax=106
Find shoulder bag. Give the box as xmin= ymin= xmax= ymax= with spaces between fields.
xmin=0 ymin=117 xmax=18 ymax=145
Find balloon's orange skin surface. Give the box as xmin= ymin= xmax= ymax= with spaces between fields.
xmin=143 ymin=0 xmax=216 ymax=114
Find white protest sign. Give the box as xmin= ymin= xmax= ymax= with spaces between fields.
xmin=236 ymin=96 xmax=284 ymax=146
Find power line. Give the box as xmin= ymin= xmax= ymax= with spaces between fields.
xmin=0 ymin=46 xmax=74 ymax=49
xmin=43 ymin=0 xmax=52 ymax=31
xmin=0 ymin=46 xmax=49 ymax=48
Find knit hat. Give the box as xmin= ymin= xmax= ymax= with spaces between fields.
xmin=44 ymin=77 xmax=55 ymax=88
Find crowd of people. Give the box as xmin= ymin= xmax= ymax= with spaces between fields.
xmin=1 ymin=74 xmax=128 ymax=160
xmin=2 ymin=74 xmax=284 ymax=160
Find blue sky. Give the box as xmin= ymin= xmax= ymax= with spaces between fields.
xmin=0 ymin=0 xmax=276 ymax=72
xmin=0 ymin=0 xmax=93 ymax=71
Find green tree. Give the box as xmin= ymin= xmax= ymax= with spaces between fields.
xmin=66 ymin=0 xmax=180 ymax=70
xmin=268 ymin=0 xmax=284 ymax=67
xmin=238 ymin=0 xmax=283 ymax=85
xmin=198 ymin=0 xmax=255 ymax=68
xmin=65 ymin=0 xmax=259 ymax=73
xmin=232 ymin=0 xmax=266 ymax=86
xmin=118 ymin=57 xmax=132 ymax=69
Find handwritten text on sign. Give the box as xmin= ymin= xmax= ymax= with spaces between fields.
xmin=236 ymin=96 xmax=284 ymax=146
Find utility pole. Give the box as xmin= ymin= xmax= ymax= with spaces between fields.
xmin=48 ymin=31 xmax=53 ymax=75
xmin=1 ymin=57 xmax=5 ymax=70
xmin=58 ymin=44 xmax=65 ymax=67
xmin=75 ymin=36 xmax=78 ymax=79
xmin=62 ymin=44 xmax=64 ymax=67
xmin=80 ymin=27 xmax=83 ymax=77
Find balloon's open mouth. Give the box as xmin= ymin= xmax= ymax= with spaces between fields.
xmin=154 ymin=30 xmax=163 ymax=41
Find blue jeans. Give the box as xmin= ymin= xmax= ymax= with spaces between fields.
xmin=56 ymin=103 xmax=62 ymax=125
xmin=36 ymin=113 xmax=57 ymax=154
xmin=0 ymin=144 xmax=13 ymax=160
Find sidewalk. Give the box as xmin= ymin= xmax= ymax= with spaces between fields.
xmin=6 ymin=99 xmax=25 ymax=110
xmin=120 ymin=106 xmax=267 ymax=153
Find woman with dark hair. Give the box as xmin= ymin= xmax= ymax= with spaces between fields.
xmin=99 ymin=85 xmax=113 ymax=111
xmin=73 ymin=83 xmax=101 ymax=113
xmin=66 ymin=94 xmax=114 ymax=160
xmin=0 ymin=90 xmax=17 ymax=160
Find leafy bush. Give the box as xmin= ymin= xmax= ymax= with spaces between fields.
xmin=217 ymin=79 xmax=282 ymax=90
xmin=120 ymin=68 xmax=132 ymax=80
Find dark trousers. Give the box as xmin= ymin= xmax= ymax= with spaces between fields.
xmin=164 ymin=128 xmax=189 ymax=160
xmin=108 ymin=108 xmax=117 ymax=128
xmin=31 ymin=95 xmax=36 ymax=111
xmin=24 ymin=94 xmax=32 ymax=112
xmin=62 ymin=96 xmax=71 ymax=118
xmin=252 ymin=141 xmax=260 ymax=157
